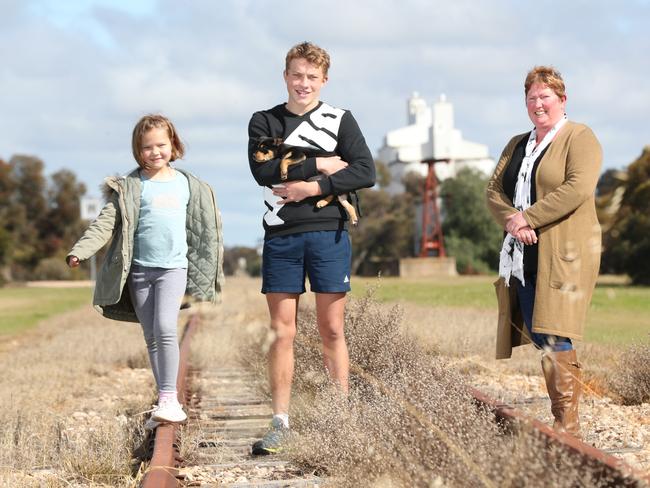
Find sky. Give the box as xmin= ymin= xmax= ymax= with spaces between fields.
xmin=2 ymin=0 xmax=648 ymax=246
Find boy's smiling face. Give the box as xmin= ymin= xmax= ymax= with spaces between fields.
xmin=284 ymin=57 xmax=327 ymax=116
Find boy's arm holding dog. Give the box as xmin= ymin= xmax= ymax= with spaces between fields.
xmin=271 ymin=112 xmax=374 ymax=204
xmin=248 ymin=111 xmax=321 ymax=186
xmin=274 ymin=155 xmax=351 ymax=203
xmin=317 ymin=111 xmax=375 ymax=196
xmin=249 ymin=109 xmax=374 ymax=204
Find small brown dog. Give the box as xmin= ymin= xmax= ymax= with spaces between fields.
xmin=252 ymin=137 xmax=358 ymax=225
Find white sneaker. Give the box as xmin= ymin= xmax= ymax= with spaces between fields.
xmin=151 ymin=401 xmax=187 ymax=423
xmin=144 ymin=416 xmax=161 ymax=431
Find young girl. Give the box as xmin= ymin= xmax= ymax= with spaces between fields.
xmin=67 ymin=114 xmax=224 ymax=427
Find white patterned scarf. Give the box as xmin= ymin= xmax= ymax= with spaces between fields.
xmin=498 ymin=115 xmax=568 ymax=286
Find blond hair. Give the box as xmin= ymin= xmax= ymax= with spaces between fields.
xmin=131 ymin=114 xmax=185 ymax=168
xmin=525 ymin=66 xmax=566 ymax=99
xmin=285 ymin=41 xmax=330 ymax=77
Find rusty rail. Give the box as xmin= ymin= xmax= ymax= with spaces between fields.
xmin=141 ymin=313 xmax=200 ymax=488
xmin=470 ymin=387 xmax=650 ymax=487
xmin=351 ymin=356 xmax=648 ymax=487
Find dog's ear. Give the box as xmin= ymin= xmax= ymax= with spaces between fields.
xmin=253 ymin=136 xmax=284 ymax=150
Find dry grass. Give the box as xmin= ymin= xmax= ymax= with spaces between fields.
xmin=401 ymin=302 xmax=497 ymax=357
xmin=190 ymin=279 xmax=268 ymax=371
xmin=181 ymin=277 xmax=648 ymax=485
xmin=176 ymin=421 xmax=206 ymax=466
xmin=190 ymin=277 xmax=270 ymax=377
xmin=608 ymin=340 xmax=650 ymax=405
xmin=396 ymin=294 xmax=643 ymax=402
xmin=240 ymin=287 xmax=628 ymax=487
xmin=0 ymin=306 xmax=156 ymax=487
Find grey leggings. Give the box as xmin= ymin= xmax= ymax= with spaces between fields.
xmin=128 ymin=265 xmax=187 ymax=392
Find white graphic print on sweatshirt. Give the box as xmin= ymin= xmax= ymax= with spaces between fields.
xmin=263 ymin=103 xmax=345 ymax=226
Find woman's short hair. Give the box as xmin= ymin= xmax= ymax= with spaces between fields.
xmin=132 ymin=114 xmax=185 ymax=168
xmin=525 ymin=66 xmax=566 ymax=99
xmin=285 ymin=41 xmax=331 ymax=77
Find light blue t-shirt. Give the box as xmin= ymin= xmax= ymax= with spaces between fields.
xmin=133 ymin=171 xmax=190 ymax=269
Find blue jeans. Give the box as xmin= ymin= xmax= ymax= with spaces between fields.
xmin=517 ymin=274 xmax=572 ymax=352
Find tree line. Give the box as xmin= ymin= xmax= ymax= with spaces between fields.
xmin=343 ymin=151 xmax=650 ymax=284
xmin=598 ymin=146 xmax=650 ymax=284
xmin=224 ymin=163 xmax=504 ymax=278
xmin=2 ymin=148 xmax=649 ymax=285
xmin=0 ymin=155 xmax=87 ymax=284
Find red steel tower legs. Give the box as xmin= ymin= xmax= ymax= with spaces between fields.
xmin=419 ymin=158 xmax=449 ymax=258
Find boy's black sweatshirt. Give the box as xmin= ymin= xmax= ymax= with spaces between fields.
xmin=248 ymin=101 xmax=376 ymax=239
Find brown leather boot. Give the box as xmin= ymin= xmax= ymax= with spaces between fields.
xmin=541 ymin=349 xmax=582 ymax=438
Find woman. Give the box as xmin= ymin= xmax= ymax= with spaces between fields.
xmin=486 ymin=66 xmax=602 ymax=438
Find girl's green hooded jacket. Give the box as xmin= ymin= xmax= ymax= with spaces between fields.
xmin=68 ymin=168 xmax=224 ymax=322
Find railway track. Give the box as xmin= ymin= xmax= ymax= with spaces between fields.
xmin=141 ymin=313 xmax=322 ymax=487
xmin=140 ymin=312 xmax=649 ymax=487
xmin=471 ymin=387 xmax=648 ymax=487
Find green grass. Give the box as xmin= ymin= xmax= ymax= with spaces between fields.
xmin=0 ymin=287 xmax=92 ymax=335
xmin=352 ymin=275 xmax=650 ymax=346
xmin=586 ymin=286 xmax=650 ymax=344
xmin=352 ymin=275 xmax=497 ymax=309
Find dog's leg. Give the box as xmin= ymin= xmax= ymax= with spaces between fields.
xmin=337 ymin=195 xmax=359 ymax=226
xmin=316 ymin=195 xmax=334 ymax=208
xmin=280 ymin=151 xmax=306 ymax=180
xmin=316 ymin=195 xmax=358 ymax=226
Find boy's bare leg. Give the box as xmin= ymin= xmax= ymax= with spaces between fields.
xmin=266 ymin=293 xmax=299 ymax=415
xmin=315 ymin=292 xmax=349 ymax=393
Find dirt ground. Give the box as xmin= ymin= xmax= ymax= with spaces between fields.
xmin=2 ymin=276 xmax=648 ymax=486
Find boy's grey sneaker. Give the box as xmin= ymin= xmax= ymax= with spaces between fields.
xmin=251 ymin=417 xmax=289 ymax=455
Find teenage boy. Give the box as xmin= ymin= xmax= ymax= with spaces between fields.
xmin=247 ymin=41 xmax=375 ymax=455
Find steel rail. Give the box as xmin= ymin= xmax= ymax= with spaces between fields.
xmin=470 ymin=387 xmax=650 ymax=487
xmin=350 ymin=359 xmax=649 ymax=486
xmin=302 ymin=332 xmax=649 ymax=486
xmin=141 ymin=313 xmax=200 ymax=488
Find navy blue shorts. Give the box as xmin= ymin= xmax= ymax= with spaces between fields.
xmin=262 ymin=230 xmax=351 ymax=294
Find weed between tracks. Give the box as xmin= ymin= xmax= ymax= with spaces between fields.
xmin=244 ymin=290 xmax=624 ymax=487
xmin=608 ymin=339 xmax=650 ymax=405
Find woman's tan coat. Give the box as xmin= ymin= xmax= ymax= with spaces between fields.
xmin=486 ymin=121 xmax=602 ymax=359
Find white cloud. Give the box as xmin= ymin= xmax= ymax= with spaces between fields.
xmin=1 ymin=0 xmax=649 ymax=246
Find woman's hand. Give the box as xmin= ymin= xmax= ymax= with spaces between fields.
xmin=316 ymin=156 xmax=348 ymax=176
xmin=273 ymin=181 xmax=322 ymax=204
xmin=514 ymin=226 xmax=538 ymax=245
xmin=67 ymin=255 xmax=80 ymax=268
xmin=505 ymin=211 xmax=529 ymax=235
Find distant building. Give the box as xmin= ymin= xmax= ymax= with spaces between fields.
xmin=377 ymin=93 xmax=496 ymax=193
